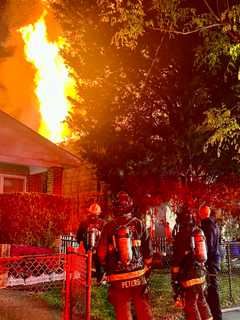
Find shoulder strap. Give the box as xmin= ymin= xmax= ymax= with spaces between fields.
xmin=114 ymin=217 xmax=137 ymax=230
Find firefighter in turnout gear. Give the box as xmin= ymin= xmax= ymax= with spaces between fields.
xmin=171 ymin=205 xmax=212 ymax=320
xmin=76 ymin=203 xmax=105 ymax=282
xmin=97 ymin=191 xmax=154 ymax=320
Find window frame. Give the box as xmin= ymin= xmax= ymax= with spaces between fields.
xmin=0 ymin=174 xmax=27 ymax=193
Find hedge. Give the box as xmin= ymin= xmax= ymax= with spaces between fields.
xmin=0 ymin=192 xmax=73 ymax=247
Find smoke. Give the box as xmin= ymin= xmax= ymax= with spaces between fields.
xmin=0 ymin=0 xmax=60 ymax=131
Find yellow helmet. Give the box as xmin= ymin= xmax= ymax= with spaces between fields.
xmin=88 ymin=203 xmax=101 ymax=215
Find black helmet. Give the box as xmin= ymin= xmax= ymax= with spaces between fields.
xmin=177 ymin=204 xmax=194 ymax=225
xmin=113 ymin=191 xmax=134 ymax=216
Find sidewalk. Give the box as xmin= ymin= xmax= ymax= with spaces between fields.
xmin=223 ymin=308 xmax=240 ymax=320
xmin=0 ymin=289 xmax=60 ymax=320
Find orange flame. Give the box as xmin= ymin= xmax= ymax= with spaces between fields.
xmin=19 ymin=11 xmax=76 ymax=143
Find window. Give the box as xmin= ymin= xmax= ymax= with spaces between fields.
xmin=0 ymin=174 xmax=26 ymax=193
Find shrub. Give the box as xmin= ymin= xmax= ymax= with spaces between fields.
xmin=0 ymin=192 xmax=73 ymax=247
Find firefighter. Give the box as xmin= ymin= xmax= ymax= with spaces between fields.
xmin=171 ymin=205 xmax=212 ymax=320
xmin=97 ymin=191 xmax=154 ymax=320
xmin=199 ymin=206 xmax=222 ymax=320
xmin=76 ymin=203 xmax=105 ymax=282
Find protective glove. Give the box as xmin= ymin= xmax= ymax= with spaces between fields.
xmin=174 ymin=294 xmax=184 ymax=309
xmin=144 ymin=265 xmax=152 ymax=279
xmin=96 ymin=272 xmax=106 ymax=287
xmin=171 ymin=279 xmax=180 ymax=296
xmin=144 ymin=257 xmax=153 ymax=279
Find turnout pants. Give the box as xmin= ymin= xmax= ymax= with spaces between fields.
xmin=108 ymin=280 xmax=153 ymax=320
xmin=184 ymin=284 xmax=212 ymax=320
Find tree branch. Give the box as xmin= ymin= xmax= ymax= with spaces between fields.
xmin=139 ymin=36 xmax=165 ymax=98
xmin=202 ymin=0 xmax=221 ymax=22
xmin=149 ymin=23 xmax=223 ymax=35
xmin=227 ymin=31 xmax=240 ymax=43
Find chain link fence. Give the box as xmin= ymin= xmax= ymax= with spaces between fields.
xmin=152 ymin=237 xmax=240 ymax=309
xmin=0 ymin=254 xmax=65 ymax=292
xmin=60 ymin=235 xmax=79 ymax=254
xmin=64 ymin=247 xmax=92 ymax=320
xmin=219 ymin=240 xmax=240 ymax=308
xmin=0 ymin=238 xmax=238 ymax=318
xmin=0 ymin=248 xmax=92 ymax=320
xmin=152 ymin=237 xmax=173 ymax=269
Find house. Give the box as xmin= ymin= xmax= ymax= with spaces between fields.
xmin=0 ymin=109 xmax=98 ymax=199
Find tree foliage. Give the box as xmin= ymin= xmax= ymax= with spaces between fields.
xmin=49 ymin=0 xmax=240 ymax=192
xmin=201 ymin=106 xmax=240 ymax=159
xmin=97 ymin=0 xmax=240 ymax=157
xmin=127 ymin=174 xmax=240 ymax=216
xmin=98 ymin=0 xmax=240 ymax=69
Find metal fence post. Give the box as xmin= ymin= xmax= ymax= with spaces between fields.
xmin=64 ymin=248 xmax=73 ymax=320
xmin=86 ymin=250 xmax=92 ymax=320
xmin=226 ymin=241 xmax=233 ymax=303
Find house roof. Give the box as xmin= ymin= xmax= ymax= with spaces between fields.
xmin=0 ymin=109 xmax=82 ymax=168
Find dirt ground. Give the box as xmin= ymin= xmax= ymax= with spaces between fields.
xmin=0 ymin=289 xmax=61 ymax=320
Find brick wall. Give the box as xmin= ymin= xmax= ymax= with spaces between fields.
xmin=62 ymin=162 xmax=101 ymax=227
xmin=27 ymin=172 xmax=47 ymax=192
xmin=63 ymin=165 xmax=97 ymax=197
xmin=47 ymin=167 xmax=63 ymax=195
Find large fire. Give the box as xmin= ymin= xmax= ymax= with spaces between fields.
xmin=19 ymin=11 xmax=76 ymax=143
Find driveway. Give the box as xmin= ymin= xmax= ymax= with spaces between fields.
xmin=223 ymin=308 xmax=240 ymax=320
xmin=0 ymin=289 xmax=60 ymax=320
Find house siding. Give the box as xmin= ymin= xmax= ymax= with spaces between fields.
xmin=0 ymin=162 xmax=99 ymax=200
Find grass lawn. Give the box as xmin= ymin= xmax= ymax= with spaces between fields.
xmin=40 ymin=269 xmax=240 ymax=319
xmin=40 ymin=288 xmax=63 ymax=310
xmin=90 ymin=270 xmax=183 ymax=320
xmin=219 ymin=272 xmax=240 ymax=308
xmin=149 ymin=270 xmax=183 ymax=320
xmin=41 ymin=270 xmax=183 ymax=320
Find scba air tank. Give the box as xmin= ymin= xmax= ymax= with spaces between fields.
xmin=87 ymin=228 xmax=99 ymax=249
xmin=191 ymin=227 xmax=207 ymax=263
xmin=116 ymin=226 xmax=133 ymax=265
